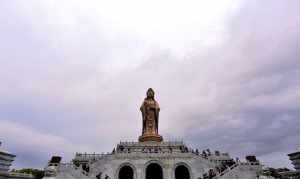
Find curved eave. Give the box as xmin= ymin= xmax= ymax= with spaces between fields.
xmin=288 ymin=151 xmax=300 ymax=157
xmin=0 ymin=150 xmax=16 ymax=157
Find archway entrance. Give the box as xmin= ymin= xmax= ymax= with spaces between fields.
xmin=146 ymin=163 xmax=163 ymax=179
xmin=175 ymin=165 xmax=190 ymax=179
xmin=118 ymin=166 xmax=134 ymax=179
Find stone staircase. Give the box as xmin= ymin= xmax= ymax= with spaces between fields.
xmin=213 ymin=162 xmax=261 ymax=179
xmin=57 ymin=163 xmax=90 ymax=179
xmin=213 ymin=163 xmax=239 ymax=179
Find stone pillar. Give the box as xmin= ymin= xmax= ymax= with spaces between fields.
xmin=136 ymin=167 xmax=143 ymax=179
xmin=163 ymin=162 xmax=172 ymax=179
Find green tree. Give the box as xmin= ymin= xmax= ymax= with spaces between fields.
xmin=12 ymin=168 xmax=44 ymax=179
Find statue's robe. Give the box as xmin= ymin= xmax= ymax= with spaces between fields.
xmin=140 ymin=98 xmax=160 ymax=134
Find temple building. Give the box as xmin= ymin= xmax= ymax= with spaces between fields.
xmin=43 ymin=88 xmax=262 ymax=179
xmin=0 ymin=142 xmax=33 ymax=179
xmin=0 ymin=142 xmax=15 ymax=174
xmin=288 ymin=151 xmax=300 ymax=172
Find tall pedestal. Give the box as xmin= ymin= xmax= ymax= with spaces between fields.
xmin=139 ymin=133 xmax=163 ymax=142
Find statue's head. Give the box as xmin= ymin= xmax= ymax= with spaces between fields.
xmin=146 ymin=88 xmax=155 ymax=99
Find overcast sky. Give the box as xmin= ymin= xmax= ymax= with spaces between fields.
xmin=0 ymin=0 xmax=300 ymax=170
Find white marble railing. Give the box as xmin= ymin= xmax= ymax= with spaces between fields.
xmin=75 ymin=149 xmax=212 ymax=165
xmin=119 ymin=141 xmax=185 ymax=146
xmin=75 ymin=153 xmax=112 ymax=161
xmin=115 ymin=152 xmax=195 ymax=157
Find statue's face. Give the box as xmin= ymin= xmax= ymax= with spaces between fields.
xmin=147 ymin=89 xmax=154 ymax=99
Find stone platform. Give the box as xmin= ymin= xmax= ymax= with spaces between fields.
xmin=43 ymin=141 xmax=262 ymax=179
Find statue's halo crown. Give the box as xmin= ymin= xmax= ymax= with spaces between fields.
xmin=147 ymin=88 xmax=155 ymax=93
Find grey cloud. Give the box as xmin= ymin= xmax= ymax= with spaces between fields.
xmin=0 ymin=121 xmax=95 ymax=169
xmin=0 ymin=0 xmax=300 ymax=169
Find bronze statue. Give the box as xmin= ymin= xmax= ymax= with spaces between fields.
xmin=139 ymin=88 xmax=163 ymax=142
